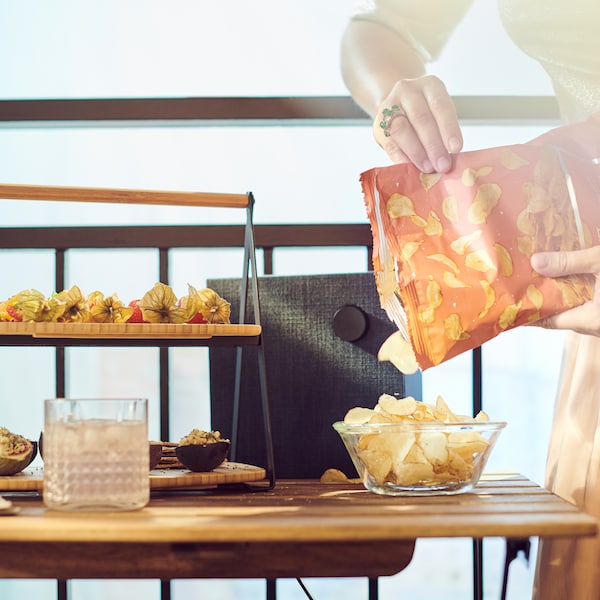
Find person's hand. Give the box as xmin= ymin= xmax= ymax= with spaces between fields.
xmin=374 ymin=74 xmax=463 ymax=172
xmin=530 ymin=246 xmax=600 ymax=336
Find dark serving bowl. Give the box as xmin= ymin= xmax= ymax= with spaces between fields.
xmin=175 ymin=441 xmax=230 ymax=472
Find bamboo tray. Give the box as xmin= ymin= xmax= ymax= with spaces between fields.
xmin=0 ymin=462 xmax=266 ymax=492
xmin=0 ymin=322 xmax=260 ymax=339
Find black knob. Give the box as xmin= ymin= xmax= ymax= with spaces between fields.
xmin=332 ymin=304 xmax=369 ymax=342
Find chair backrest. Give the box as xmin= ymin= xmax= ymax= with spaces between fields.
xmin=208 ymin=272 xmax=422 ymax=479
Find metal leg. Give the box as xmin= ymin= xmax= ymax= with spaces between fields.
xmin=160 ymin=580 xmax=171 ymax=600
xmin=57 ymin=580 xmax=69 ymax=600
xmin=500 ymin=538 xmax=531 ymax=600
xmin=473 ymin=539 xmax=483 ymax=600
xmin=230 ymin=196 xmax=276 ymax=490
xmin=368 ymin=577 xmax=379 ymax=600
xmin=266 ymin=579 xmax=277 ymax=600
xmin=256 ymin=341 xmax=275 ymax=487
xmin=296 ymin=579 xmax=316 ymax=599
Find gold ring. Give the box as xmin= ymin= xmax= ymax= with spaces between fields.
xmin=379 ymin=105 xmax=405 ymax=137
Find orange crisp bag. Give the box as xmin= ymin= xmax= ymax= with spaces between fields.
xmin=361 ymin=118 xmax=600 ymax=370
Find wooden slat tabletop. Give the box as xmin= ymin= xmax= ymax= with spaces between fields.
xmin=0 ymin=474 xmax=594 ymax=580
xmin=0 ymin=473 xmax=595 ymax=542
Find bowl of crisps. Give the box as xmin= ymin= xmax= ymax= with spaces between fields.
xmin=333 ymin=394 xmax=506 ymax=496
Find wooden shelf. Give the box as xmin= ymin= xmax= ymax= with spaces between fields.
xmin=0 ymin=322 xmax=261 ymax=347
xmin=0 ymin=321 xmax=260 ymax=339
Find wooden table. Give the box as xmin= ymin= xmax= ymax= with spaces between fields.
xmin=0 ymin=473 xmax=595 ymax=581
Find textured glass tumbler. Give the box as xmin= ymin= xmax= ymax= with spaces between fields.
xmin=43 ymin=398 xmax=149 ymax=511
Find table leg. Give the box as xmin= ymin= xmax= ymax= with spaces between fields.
xmin=473 ymin=539 xmax=483 ymax=600
xmin=57 ymin=580 xmax=69 ymax=600
xmin=267 ymin=579 xmax=276 ymax=600
xmin=368 ymin=577 xmax=379 ymax=599
xmin=500 ymin=538 xmax=531 ymax=600
xmin=161 ymin=580 xmax=171 ymax=600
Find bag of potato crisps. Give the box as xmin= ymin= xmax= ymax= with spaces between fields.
xmin=361 ymin=118 xmax=600 ymax=370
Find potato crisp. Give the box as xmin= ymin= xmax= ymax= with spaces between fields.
xmin=335 ymin=394 xmax=505 ymax=493
xmin=361 ymin=118 xmax=600 ymax=370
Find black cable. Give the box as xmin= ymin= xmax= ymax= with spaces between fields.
xmin=296 ymin=578 xmax=316 ymax=600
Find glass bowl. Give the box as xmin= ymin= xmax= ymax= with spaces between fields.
xmin=333 ymin=420 xmax=506 ymax=496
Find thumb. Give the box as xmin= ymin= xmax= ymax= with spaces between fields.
xmin=530 ymin=252 xmax=564 ymax=276
xmin=531 ymin=247 xmax=600 ymax=278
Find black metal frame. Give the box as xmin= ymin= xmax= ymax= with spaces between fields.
xmin=0 ymin=95 xmax=560 ymax=125
xmin=231 ymin=194 xmax=275 ymax=489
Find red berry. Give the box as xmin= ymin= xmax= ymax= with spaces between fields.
xmin=187 ymin=311 xmax=208 ymax=324
xmin=176 ymin=297 xmax=207 ymax=324
xmin=127 ymin=299 xmax=146 ymax=323
xmin=6 ymin=305 xmax=23 ymax=322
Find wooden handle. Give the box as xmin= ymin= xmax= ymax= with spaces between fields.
xmin=0 ymin=183 xmax=250 ymax=208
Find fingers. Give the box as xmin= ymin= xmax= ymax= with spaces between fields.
xmin=532 ymin=303 xmax=600 ymax=337
xmin=374 ymin=111 xmax=417 ymax=166
xmin=530 ymin=246 xmax=600 ymax=336
xmin=530 ymin=246 xmax=600 ymax=278
xmin=374 ymin=75 xmax=463 ymax=172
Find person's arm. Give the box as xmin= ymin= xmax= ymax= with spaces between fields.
xmin=341 ymin=19 xmax=426 ymax=119
xmin=340 ymin=3 xmax=470 ymax=171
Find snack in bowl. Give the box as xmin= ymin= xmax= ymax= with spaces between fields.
xmin=175 ymin=429 xmax=231 ymax=472
xmin=333 ymin=394 xmax=505 ymax=496
xmin=0 ymin=427 xmax=38 ymax=475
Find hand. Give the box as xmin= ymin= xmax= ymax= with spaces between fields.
xmin=530 ymin=246 xmax=600 ymax=336
xmin=374 ymin=75 xmax=463 ymax=172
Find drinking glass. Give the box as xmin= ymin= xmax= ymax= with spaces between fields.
xmin=43 ymin=398 xmax=149 ymax=511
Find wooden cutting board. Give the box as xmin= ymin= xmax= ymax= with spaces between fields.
xmin=150 ymin=462 xmax=266 ymax=489
xmin=0 ymin=322 xmax=261 ymax=339
xmin=0 ymin=463 xmax=266 ymax=492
